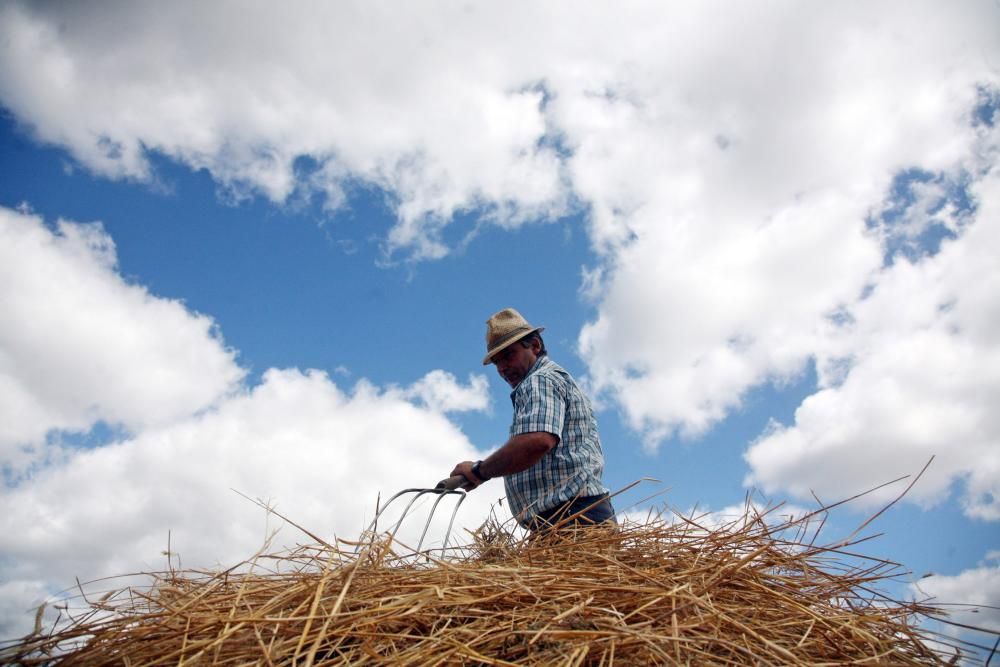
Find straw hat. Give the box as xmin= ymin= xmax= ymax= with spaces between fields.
xmin=482 ymin=308 xmax=545 ymax=365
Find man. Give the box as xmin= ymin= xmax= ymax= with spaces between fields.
xmin=450 ymin=308 xmax=615 ymax=530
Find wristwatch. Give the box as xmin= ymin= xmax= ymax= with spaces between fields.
xmin=471 ymin=460 xmax=489 ymax=482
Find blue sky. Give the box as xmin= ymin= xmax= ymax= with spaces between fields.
xmin=1 ymin=1 xmax=998 ymax=656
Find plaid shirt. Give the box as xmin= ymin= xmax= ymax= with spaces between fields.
xmin=503 ymin=356 xmax=608 ymax=526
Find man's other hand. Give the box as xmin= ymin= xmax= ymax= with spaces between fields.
xmin=450 ymin=460 xmax=482 ymax=490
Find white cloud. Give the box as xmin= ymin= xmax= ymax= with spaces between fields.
xmin=0 ymin=580 xmax=50 ymax=639
xmin=574 ymin=3 xmax=998 ymax=448
xmin=0 ymin=207 xmax=503 ymax=640
xmin=396 ymin=370 xmax=490 ymax=414
xmin=556 ymin=4 xmax=1000 ymax=521
xmin=6 ymin=3 xmax=986 ymax=265
xmin=0 ymin=1 xmax=571 ymax=261
xmin=0 ymin=1 xmax=997 ymax=533
xmin=692 ymin=500 xmax=814 ymax=531
xmin=911 ymin=557 xmax=1000 ymax=647
xmin=0 ymin=206 xmax=244 ymax=470
xmin=620 ymin=500 xmax=813 ymax=533
xmin=744 ymin=168 xmax=1000 ymax=513
xmin=0 ymin=367 xmax=504 ymax=639
xmin=580 ymin=190 xmax=881 ymax=443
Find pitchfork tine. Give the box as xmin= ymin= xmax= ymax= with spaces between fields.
xmin=416 ymin=489 xmax=468 ymax=553
xmin=391 ymin=489 xmax=433 ymax=539
xmin=439 ymin=490 xmax=467 ymax=553
xmin=359 ymin=485 xmax=467 ymax=557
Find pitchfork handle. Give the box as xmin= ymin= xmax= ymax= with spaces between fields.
xmin=436 ymin=475 xmax=468 ymax=491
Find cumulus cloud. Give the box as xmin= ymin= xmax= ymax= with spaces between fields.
xmin=745 ymin=167 xmax=1000 ymax=513
xmin=395 ymin=370 xmax=490 ymax=414
xmin=0 ymin=206 xmax=244 ymax=470
xmin=694 ymin=501 xmax=814 ymax=531
xmin=911 ymin=554 xmax=1000 ymax=650
xmin=0 ymin=367 xmax=503 ymax=639
xmin=557 ymin=3 xmax=1000 ymax=520
xmin=0 ymin=1 xmax=571 ymax=261
xmin=0 ymin=206 xmax=501 ymax=639
xmin=0 ymin=581 xmax=49 ymax=639
xmin=575 ymin=3 xmax=998 ymax=446
xmin=620 ymin=499 xmax=813 ymax=533
xmin=579 ymin=190 xmax=881 ymax=442
xmin=1 ymin=1 xmax=998 ymax=530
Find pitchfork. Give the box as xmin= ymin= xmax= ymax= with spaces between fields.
xmin=360 ymin=475 xmax=469 ymax=556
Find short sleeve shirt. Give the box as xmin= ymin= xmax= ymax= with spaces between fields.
xmin=503 ymin=356 xmax=608 ymax=526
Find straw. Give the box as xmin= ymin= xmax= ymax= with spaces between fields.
xmin=2 ymin=498 xmax=984 ymax=666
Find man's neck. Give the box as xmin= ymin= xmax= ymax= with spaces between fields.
xmin=511 ymin=355 xmax=548 ymax=391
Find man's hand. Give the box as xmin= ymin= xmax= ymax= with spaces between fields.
xmin=450 ymin=460 xmax=482 ymax=490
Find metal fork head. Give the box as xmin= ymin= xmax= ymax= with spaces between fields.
xmin=360 ymin=486 xmax=467 ymax=556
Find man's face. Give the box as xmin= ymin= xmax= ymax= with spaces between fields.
xmin=491 ymin=339 xmax=538 ymax=388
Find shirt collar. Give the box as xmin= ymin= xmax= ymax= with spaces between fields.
xmin=510 ymin=355 xmax=549 ymax=396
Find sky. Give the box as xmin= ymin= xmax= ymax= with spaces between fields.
xmin=0 ymin=0 xmax=998 ymax=656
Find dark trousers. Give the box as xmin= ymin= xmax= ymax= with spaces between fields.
xmin=530 ymin=493 xmax=616 ymax=531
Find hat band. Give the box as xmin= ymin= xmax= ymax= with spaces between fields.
xmin=487 ymin=326 xmax=533 ymax=352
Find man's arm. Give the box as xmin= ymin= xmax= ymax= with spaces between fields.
xmin=451 ymin=431 xmax=558 ymax=488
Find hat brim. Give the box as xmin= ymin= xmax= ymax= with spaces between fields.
xmin=482 ymin=326 xmax=545 ymax=365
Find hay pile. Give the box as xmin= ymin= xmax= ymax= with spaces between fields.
xmin=3 ymin=504 xmax=963 ymax=666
